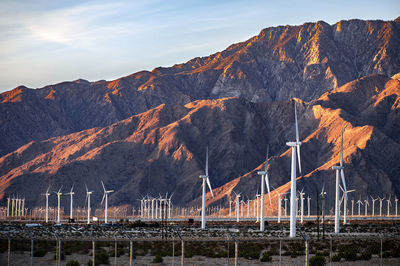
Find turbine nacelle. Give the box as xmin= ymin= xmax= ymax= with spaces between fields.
xmin=286 ymin=141 xmax=302 ymax=147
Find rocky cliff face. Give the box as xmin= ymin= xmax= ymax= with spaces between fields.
xmin=1 ymin=18 xmax=399 ymax=156
xmin=1 ymin=73 xmax=399 ymax=211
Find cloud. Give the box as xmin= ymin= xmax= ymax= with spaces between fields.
xmin=0 ymin=1 xmax=137 ymax=50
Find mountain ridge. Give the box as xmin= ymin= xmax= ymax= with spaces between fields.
xmin=1 ymin=73 xmax=399 ymax=211
xmin=1 ymin=18 xmax=399 ymax=156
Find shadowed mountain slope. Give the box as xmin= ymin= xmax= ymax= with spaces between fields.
xmin=1 ymin=18 xmax=399 ymax=156
xmin=0 ymin=73 xmax=399 ymax=211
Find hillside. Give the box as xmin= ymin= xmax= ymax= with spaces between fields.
xmin=1 ymin=18 xmax=399 ymax=156
xmin=0 ymin=73 xmax=399 ymax=211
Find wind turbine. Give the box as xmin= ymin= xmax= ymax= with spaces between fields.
xmin=85 ymin=184 xmax=94 ymax=224
xmin=65 ymin=184 xmax=75 ymax=221
xmin=257 ymin=146 xmax=272 ymax=231
xmin=364 ymin=198 xmax=369 ymax=216
xmin=387 ymin=194 xmax=392 ymax=216
xmin=299 ymin=189 xmax=305 ymax=223
xmin=332 ymin=127 xmax=348 ymax=234
xmin=101 ymin=181 xmax=114 ymax=224
xmin=307 ymin=194 xmax=311 ymax=217
xmin=54 ymin=186 xmax=63 ymax=223
xmin=42 ymin=186 xmax=51 ymax=223
xmin=357 ymin=198 xmax=363 ymax=216
xmin=339 ymin=187 xmax=355 ymax=224
xmin=199 ymin=147 xmax=214 ymax=229
xmin=286 ymin=101 xmax=302 ymax=238
xmin=395 ymin=196 xmax=398 ymax=216
xmin=234 ymin=192 xmax=241 ymax=222
xmin=378 ymin=197 xmax=385 ymax=216
xmin=370 ymin=196 xmax=378 ymax=217
xmin=320 ymin=185 xmax=327 ymax=223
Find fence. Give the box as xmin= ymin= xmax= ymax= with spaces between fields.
xmin=0 ymin=225 xmax=400 ymax=265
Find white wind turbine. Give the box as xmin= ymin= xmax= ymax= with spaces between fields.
xmin=387 ymin=194 xmax=392 ymax=216
xmin=65 ymin=184 xmax=75 ymax=220
xmin=378 ymin=197 xmax=385 ymax=216
xmin=370 ymin=196 xmax=378 ymax=217
xmin=42 ymin=186 xmax=51 ymax=223
xmin=101 ymin=181 xmax=114 ymax=224
xmin=199 ymin=147 xmax=214 ymax=229
xmin=332 ymin=127 xmax=348 ymax=234
xmin=257 ymin=147 xmax=272 ymax=231
xmin=85 ymin=184 xmax=94 ymax=224
xmin=339 ymin=186 xmax=355 ymax=224
xmin=299 ymin=189 xmax=305 ymax=223
xmin=364 ymin=198 xmax=369 ymax=216
xmin=234 ymin=192 xmax=241 ymax=222
xmin=286 ymin=101 xmax=302 ymax=238
xmin=54 ymin=186 xmax=63 ymax=223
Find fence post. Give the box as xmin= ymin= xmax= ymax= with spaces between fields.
xmin=7 ymin=236 xmax=11 ymax=266
xmin=279 ymin=237 xmax=282 ymax=266
xmin=114 ymin=236 xmax=117 ymax=266
xmin=380 ymin=235 xmax=383 ymax=266
xmin=227 ymin=230 xmax=238 ymax=266
xmin=299 ymin=229 xmax=309 ymax=266
xmin=123 ymin=229 xmax=134 ymax=266
xmin=329 ymin=234 xmax=333 ymax=266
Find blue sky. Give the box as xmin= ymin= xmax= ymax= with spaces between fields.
xmin=0 ymin=0 xmax=398 ymax=92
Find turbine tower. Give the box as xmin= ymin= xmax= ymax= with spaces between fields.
xmin=299 ymin=189 xmax=306 ymax=223
xmin=199 ymin=147 xmax=214 ymax=229
xmin=101 ymin=181 xmax=114 ymax=224
xmin=332 ymin=127 xmax=348 ymax=234
xmin=387 ymin=194 xmax=392 ymax=216
xmin=286 ymin=101 xmax=302 ymax=238
xmin=42 ymin=186 xmax=51 ymax=223
xmin=257 ymin=147 xmax=272 ymax=231
xmin=54 ymin=186 xmax=63 ymax=223
xmin=370 ymin=196 xmax=378 ymax=217
xmin=85 ymin=184 xmax=94 ymax=224
xmin=65 ymin=184 xmax=75 ymax=220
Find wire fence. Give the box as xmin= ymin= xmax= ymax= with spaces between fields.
xmin=0 ymin=229 xmax=399 ymax=266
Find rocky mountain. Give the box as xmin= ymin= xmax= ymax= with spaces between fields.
xmin=0 ymin=73 xmax=399 ymax=212
xmin=1 ymin=18 xmax=400 ymax=156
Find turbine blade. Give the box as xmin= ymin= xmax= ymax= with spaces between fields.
xmin=295 ymin=101 xmax=299 ymax=143
xmin=206 ymin=177 xmax=214 ymax=198
xmin=58 ymin=185 xmax=63 ymax=193
xmin=264 ymin=146 xmax=269 ymax=171
xmin=101 ymin=181 xmax=106 ymax=192
xmin=46 ymin=186 xmax=50 ymax=194
xmin=265 ymin=173 xmax=272 ymax=206
xmin=84 ymin=193 xmax=88 ymax=207
xmin=340 ymin=169 xmax=347 ymax=200
xmin=340 ymin=127 xmax=344 ymax=167
xmin=70 ymin=184 xmax=74 ymax=193
xmin=101 ymin=193 xmax=106 ymax=205
xmin=297 ymin=145 xmax=302 ymax=174
xmin=85 ymin=184 xmax=88 ymax=194
xmin=205 ymin=147 xmax=209 ymax=176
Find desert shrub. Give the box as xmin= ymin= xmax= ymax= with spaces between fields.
xmin=331 ymin=253 xmax=341 ymax=262
xmin=260 ymin=252 xmax=272 ymax=262
xmin=95 ymin=249 xmax=109 ymax=265
xmin=309 ymin=255 xmax=326 ymax=266
xmin=358 ymin=251 xmax=372 ymax=260
xmin=342 ymin=250 xmax=357 ymax=261
xmin=152 ymin=254 xmax=163 ymax=263
xmin=66 ymin=260 xmax=80 ymax=266
xmin=33 ymin=248 xmax=47 ymax=257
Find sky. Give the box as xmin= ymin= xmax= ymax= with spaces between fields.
xmin=0 ymin=0 xmax=398 ymax=93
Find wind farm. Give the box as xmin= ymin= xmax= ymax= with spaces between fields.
xmin=0 ymin=5 xmax=399 ymax=264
